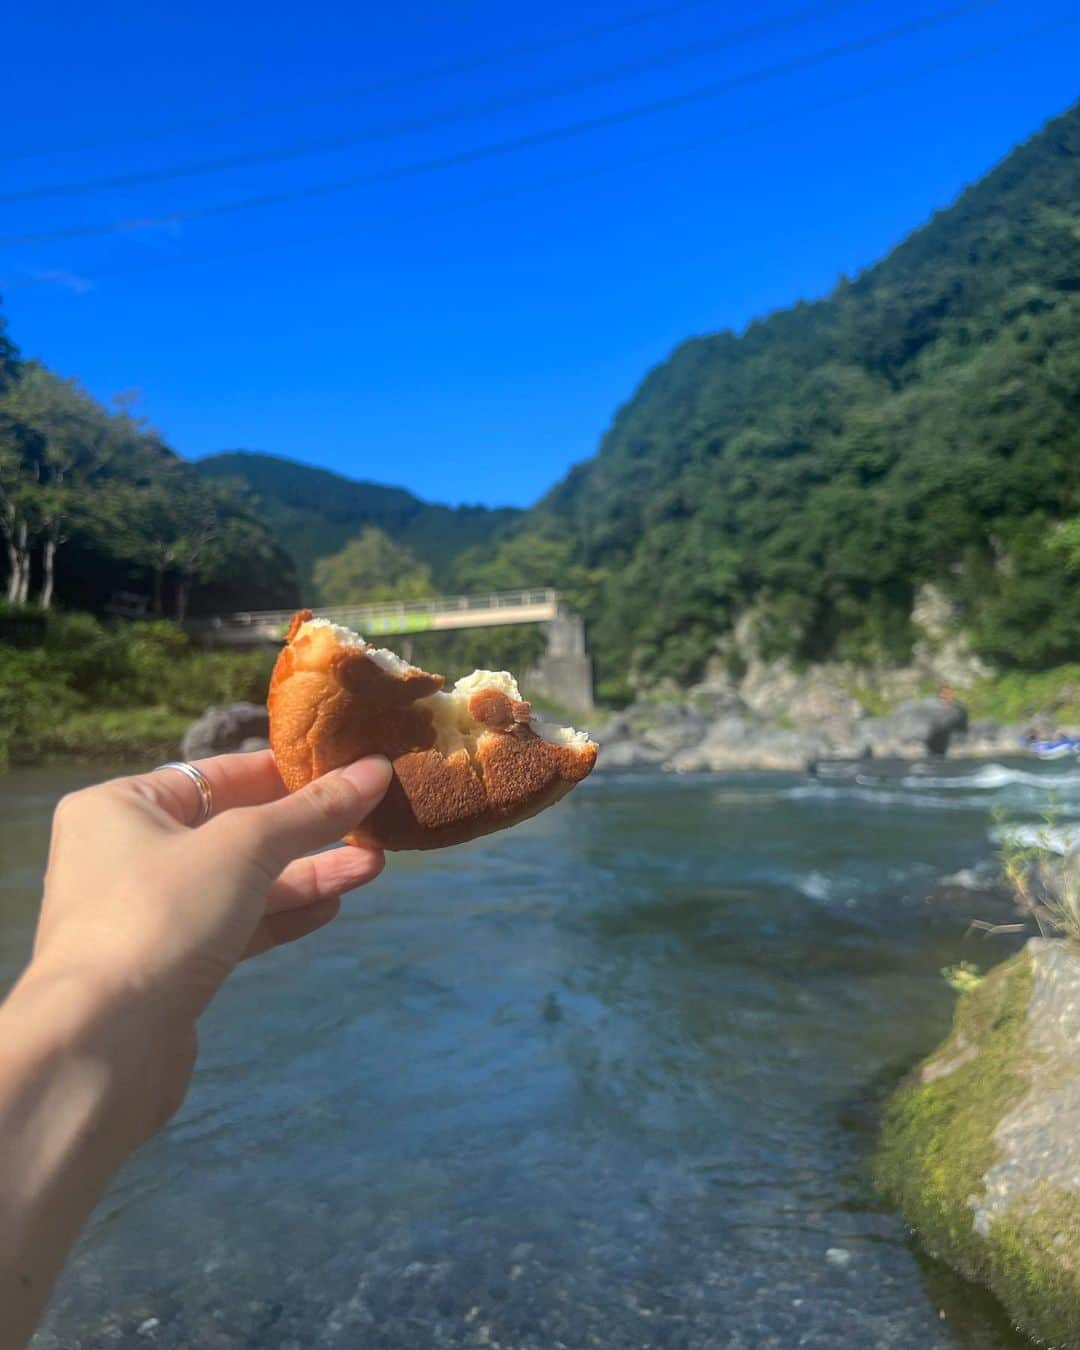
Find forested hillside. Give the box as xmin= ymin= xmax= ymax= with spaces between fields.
xmin=460 ymin=101 xmax=1080 ymax=696
xmin=0 ymin=329 xmax=298 ymax=619
xmin=3 ymin=100 xmax=1078 ymax=702
xmin=196 ymin=451 xmax=520 ymax=591
xmin=0 ymin=344 xmax=517 ymax=620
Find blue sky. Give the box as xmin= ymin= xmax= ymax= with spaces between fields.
xmin=1 ymin=0 xmax=1077 ymax=508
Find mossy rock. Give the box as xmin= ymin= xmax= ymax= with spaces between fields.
xmin=877 ymin=942 xmax=1080 ymax=1347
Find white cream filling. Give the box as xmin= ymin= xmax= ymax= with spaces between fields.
xmin=300 ymin=616 xmax=366 ymax=647
xmin=366 ymin=645 xmax=414 ymax=676
xmin=532 ymin=721 xmax=594 ymax=748
xmin=453 ymin=668 xmax=523 ymax=701
xmin=295 ymin=620 xmax=594 ymax=756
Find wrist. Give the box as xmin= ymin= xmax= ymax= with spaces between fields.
xmin=0 ymin=963 xmax=182 ymax=1348
xmin=9 ymin=959 xmax=192 ymax=1150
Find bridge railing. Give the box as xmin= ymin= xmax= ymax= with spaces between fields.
xmin=223 ymin=587 xmax=557 ymax=625
xmin=198 ymin=588 xmax=562 ymax=641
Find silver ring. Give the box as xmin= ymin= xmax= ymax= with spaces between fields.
xmin=153 ymin=761 xmax=215 ymax=826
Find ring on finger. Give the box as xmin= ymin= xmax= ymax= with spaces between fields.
xmin=153 ymin=760 xmax=215 ymax=826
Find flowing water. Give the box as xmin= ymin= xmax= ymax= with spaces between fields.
xmin=5 ymin=758 xmax=1079 ymax=1348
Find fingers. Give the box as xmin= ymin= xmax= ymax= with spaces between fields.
xmin=190 ymin=750 xmax=289 ymax=816
xmin=244 ymin=839 xmax=384 ymax=960
xmin=267 ymin=844 xmax=385 ymax=913
xmin=241 ymin=757 xmax=393 ymax=871
xmin=243 ymin=895 xmax=341 ymax=960
xmin=127 ymin=751 xmax=287 ymax=828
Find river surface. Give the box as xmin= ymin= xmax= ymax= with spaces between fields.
xmin=5 ymin=758 xmax=1079 ymax=1348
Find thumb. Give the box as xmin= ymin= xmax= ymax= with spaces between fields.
xmin=245 ymin=756 xmax=393 ymax=867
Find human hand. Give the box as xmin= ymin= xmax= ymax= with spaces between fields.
xmin=26 ymin=748 xmax=392 ymax=1144
xmin=0 ymin=749 xmax=390 ymax=1345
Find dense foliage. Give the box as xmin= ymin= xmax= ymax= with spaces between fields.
xmin=313 ymin=526 xmax=434 ymax=605
xmin=3 ymin=102 xmax=1078 ymax=716
xmin=196 ymin=451 xmax=519 ymax=595
xmin=0 ymin=327 xmax=297 ymax=619
xmin=0 ymin=607 xmax=273 ymax=766
xmin=460 ymin=102 xmax=1080 ymax=690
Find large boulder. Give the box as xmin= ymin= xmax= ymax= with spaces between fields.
xmin=863 ymin=697 xmax=968 ymax=757
xmin=877 ymin=940 xmax=1080 ymax=1348
xmin=595 ymin=698 xmax=713 ymax=770
xmin=670 ymin=715 xmax=824 ymax=773
xmin=181 ymin=702 xmax=270 ymax=761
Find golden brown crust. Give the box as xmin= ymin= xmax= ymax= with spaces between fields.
xmin=268 ymin=612 xmax=597 ymax=850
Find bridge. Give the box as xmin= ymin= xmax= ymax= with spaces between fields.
xmin=194 ymin=588 xmax=594 ymax=714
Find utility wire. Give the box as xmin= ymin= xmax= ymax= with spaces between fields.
xmin=0 ymin=0 xmax=1003 ymax=249
xmin=3 ymin=0 xmax=739 ymax=162
xmin=6 ymin=13 xmax=1068 ymax=288
xmin=1 ymin=0 xmax=877 ymax=204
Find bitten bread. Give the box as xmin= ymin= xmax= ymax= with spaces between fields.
xmin=268 ymin=611 xmax=598 ymax=850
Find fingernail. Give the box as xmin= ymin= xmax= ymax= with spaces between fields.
xmin=341 ymin=756 xmax=393 ymax=794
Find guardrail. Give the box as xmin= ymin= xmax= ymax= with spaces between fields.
xmin=197 ymin=589 xmax=562 ymax=643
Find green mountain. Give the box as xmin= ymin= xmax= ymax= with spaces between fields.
xmin=195 ymin=450 xmax=520 ymax=596
xmin=5 ymin=102 xmax=1078 ymax=688
xmin=462 ymin=101 xmax=1080 ymax=695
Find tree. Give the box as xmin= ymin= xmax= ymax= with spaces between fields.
xmin=451 ymin=528 xmax=606 ymax=616
xmin=14 ymin=367 xmax=111 ymax=610
xmin=0 ymin=298 xmax=295 ymax=618
xmin=117 ymin=473 xmax=220 ymax=621
xmin=170 ymin=488 xmax=220 ymax=624
xmin=0 ymin=302 xmax=19 ymax=391
xmin=313 ymin=527 xmax=434 ymax=604
xmin=0 ymin=364 xmax=127 ymax=608
xmin=0 ymin=380 xmax=46 ymax=604
xmin=1054 ymin=518 xmax=1080 ymax=573
xmin=0 ymin=433 xmax=37 ymax=604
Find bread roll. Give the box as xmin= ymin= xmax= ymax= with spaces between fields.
xmin=268 ymin=611 xmax=598 ymax=850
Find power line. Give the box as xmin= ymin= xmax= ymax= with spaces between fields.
xmin=0 ymin=0 xmax=1003 ymax=250
xmin=6 ymin=14 xmax=1068 ymax=289
xmin=0 ymin=0 xmax=877 ymax=205
xmin=3 ymin=0 xmax=735 ymax=162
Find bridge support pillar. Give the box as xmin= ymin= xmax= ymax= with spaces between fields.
xmin=526 ymin=608 xmax=595 ymax=717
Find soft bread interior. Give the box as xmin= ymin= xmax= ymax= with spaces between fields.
xmin=293 ymin=618 xmax=594 ymax=758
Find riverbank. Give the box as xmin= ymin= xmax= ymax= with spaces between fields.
xmin=597 ymin=662 xmax=1080 ymax=774
xmin=0 ymin=608 xmax=272 ymax=769
xmin=3 ymin=604 xmax=1079 ymax=776
xmin=26 ymin=708 xmax=192 ymax=765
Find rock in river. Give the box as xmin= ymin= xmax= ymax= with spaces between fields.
xmin=862 ymin=697 xmax=968 ymax=758
xmin=877 ymin=938 xmax=1080 ymax=1347
xmin=181 ymin=702 xmax=270 ymax=761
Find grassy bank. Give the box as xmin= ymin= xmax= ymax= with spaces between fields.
xmin=964 ymin=665 xmax=1080 ymax=726
xmin=0 ymin=607 xmax=273 ymax=769
xmin=835 ymin=665 xmax=1080 ymax=725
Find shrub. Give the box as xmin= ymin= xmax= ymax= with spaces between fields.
xmin=0 ymin=609 xmax=275 ymax=767
xmin=965 ymin=665 xmax=1080 ymax=725
xmin=996 ymin=812 xmax=1080 ymax=942
xmin=0 ymin=646 xmax=81 ymax=767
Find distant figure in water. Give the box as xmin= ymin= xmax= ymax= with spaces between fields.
xmin=927 ymin=685 xmax=968 ymax=756
xmin=0 ymin=749 xmax=394 ymax=1346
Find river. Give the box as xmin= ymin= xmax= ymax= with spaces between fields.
xmin=5 ymin=758 xmax=1078 ymax=1348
